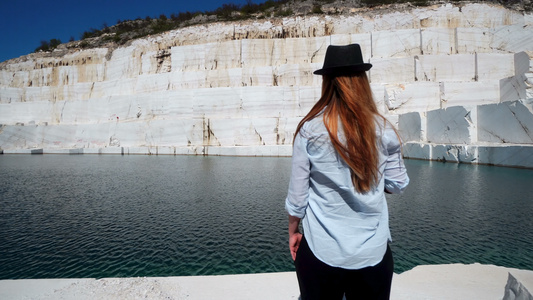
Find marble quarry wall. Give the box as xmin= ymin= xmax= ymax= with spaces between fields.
xmin=0 ymin=3 xmax=532 ymax=167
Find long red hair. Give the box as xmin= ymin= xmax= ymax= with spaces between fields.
xmin=294 ymin=72 xmax=387 ymax=193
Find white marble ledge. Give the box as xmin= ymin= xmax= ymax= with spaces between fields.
xmin=0 ymin=264 xmax=531 ymax=300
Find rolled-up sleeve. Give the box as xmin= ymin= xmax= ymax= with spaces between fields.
xmin=383 ymin=129 xmax=410 ymax=194
xmin=285 ymin=132 xmax=311 ymax=218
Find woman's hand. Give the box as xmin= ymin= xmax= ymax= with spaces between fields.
xmin=289 ymin=232 xmax=303 ymax=261
xmin=288 ymin=215 xmax=302 ymax=261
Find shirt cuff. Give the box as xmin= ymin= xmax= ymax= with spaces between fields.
xmin=285 ymin=197 xmax=306 ymax=218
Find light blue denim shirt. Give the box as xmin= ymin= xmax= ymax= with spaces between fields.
xmin=285 ymin=114 xmax=409 ymax=269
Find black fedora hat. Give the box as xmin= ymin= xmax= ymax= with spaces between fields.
xmin=313 ymin=44 xmax=372 ymax=76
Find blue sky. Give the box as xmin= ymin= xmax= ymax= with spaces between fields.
xmin=0 ymin=0 xmax=251 ymax=63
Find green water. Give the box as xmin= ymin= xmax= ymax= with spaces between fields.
xmin=0 ymin=155 xmax=531 ymax=279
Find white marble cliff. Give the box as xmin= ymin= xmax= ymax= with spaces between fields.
xmin=0 ymin=2 xmax=532 ymax=168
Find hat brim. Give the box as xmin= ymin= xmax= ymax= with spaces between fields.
xmin=313 ymin=63 xmax=372 ymax=76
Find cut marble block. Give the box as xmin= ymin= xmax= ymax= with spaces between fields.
xmin=41 ymin=148 xmax=83 ymax=154
xmin=96 ymin=94 xmax=146 ymax=122
xmin=426 ymin=106 xmax=476 ymax=144
xmin=241 ymin=66 xmax=275 ymax=87
xmin=459 ymin=3 xmax=525 ymax=27
xmin=500 ymin=74 xmax=528 ymax=103
xmin=421 ymin=28 xmax=456 ymax=55
xmin=477 ymin=145 xmax=533 ymax=168
xmin=280 ymin=86 xmax=300 ymax=118
xmin=206 ymin=68 xmax=243 ymax=88
xmin=98 ymin=147 xmax=123 ymax=155
xmin=384 ymin=114 xmax=399 ymax=129
xmin=140 ymin=50 xmax=158 ymax=75
xmin=372 ymin=29 xmax=421 ymax=58
xmin=39 ymin=124 xmax=82 ymax=148
xmin=23 ymin=87 xmax=46 ymax=102
xmin=80 ymin=97 xmax=115 ymax=124
xmin=478 ymin=99 xmax=533 ymax=144
xmin=48 ymin=83 xmax=94 ymax=101
xmin=384 ymin=82 xmax=441 ymax=113
xmin=240 ymin=86 xmax=285 ymax=118
xmin=240 ymin=39 xmax=284 ymax=68
xmin=204 ymin=40 xmax=242 ymax=70
xmin=168 ymin=70 xmax=207 ymax=89
xmin=67 ymin=82 xmax=94 ymax=101
xmin=26 ymin=68 xmax=53 ymax=87
xmin=0 ymin=125 xmax=38 ymax=149
xmin=310 ymin=63 xmax=323 ymax=84
xmin=398 ymin=112 xmax=423 ymax=142
xmin=2 ymin=70 xmax=25 ymax=88
xmin=68 ymin=124 xmax=112 ymax=148
xmin=477 ymin=53 xmax=516 ymax=81
xmin=154 ymin=90 xmax=194 ymax=118
xmin=138 ymin=119 xmax=204 ymax=147
xmin=526 ymin=13 xmax=533 ymax=26
xmin=0 ymin=87 xmax=23 ymax=103
xmin=207 ymin=117 xmax=279 ymax=146
xmin=456 ymin=27 xmax=493 ymax=54
xmin=415 ymin=54 xmax=476 ymax=82
xmin=275 ymin=64 xmax=317 ymax=87
xmin=369 ymin=57 xmax=415 ymax=83
xmin=207 ymin=144 xmax=293 ymax=156
xmin=329 ymin=33 xmax=372 ymax=62
xmin=171 ymin=44 xmax=208 ymax=72
xmin=283 ymin=117 xmax=304 ymax=140
xmin=135 ymin=73 xmax=171 ymax=94
xmin=9 ymin=71 xmax=33 ymax=88
xmin=91 ymin=78 xmax=136 ymax=98
xmin=514 ymin=52 xmax=530 ymax=76
xmin=104 ymin=46 xmax=143 ymax=81
xmin=106 ymin=122 xmax=156 ymax=147
xmin=0 ymin=101 xmax=55 ymax=125
xmin=371 ymin=83 xmax=387 ymax=114
xmin=430 ymin=144 xmax=478 ymax=163
xmin=61 ymin=64 xmax=106 ymax=84
xmin=298 ymin=86 xmax=321 ymax=117
xmin=192 ymin=87 xmax=242 ymax=118
xmin=276 ymin=116 xmax=300 ymax=144
xmin=284 ymin=36 xmax=329 ymax=65
xmin=491 ymin=24 xmax=533 ymax=54
xmin=170 ymin=40 xmax=241 ymax=72
xmin=0 ymin=70 xmax=12 ymax=86
xmin=402 ymin=142 xmax=431 ymax=160
xmin=441 ymin=81 xmax=501 ymax=107
xmin=59 ymin=100 xmax=91 ymax=124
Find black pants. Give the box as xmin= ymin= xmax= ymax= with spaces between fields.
xmin=295 ymin=236 xmax=394 ymax=300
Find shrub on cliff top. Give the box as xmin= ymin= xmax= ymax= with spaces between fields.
xmin=34 ymin=38 xmax=62 ymax=53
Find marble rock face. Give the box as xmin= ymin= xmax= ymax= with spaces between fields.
xmin=426 ymin=106 xmax=476 ymax=145
xmin=0 ymin=3 xmax=532 ymax=168
xmin=477 ymin=100 xmax=533 ymax=144
xmin=398 ymin=112 xmax=423 ymax=142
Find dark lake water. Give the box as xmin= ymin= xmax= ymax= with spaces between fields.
xmin=0 ymin=155 xmax=532 ymax=279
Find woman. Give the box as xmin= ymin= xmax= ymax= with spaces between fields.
xmin=285 ymin=44 xmax=409 ymax=300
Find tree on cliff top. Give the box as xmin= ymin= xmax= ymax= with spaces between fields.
xmin=34 ymin=39 xmax=62 ymax=53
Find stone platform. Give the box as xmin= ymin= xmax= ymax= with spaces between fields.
xmin=0 ymin=264 xmax=532 ymax=300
